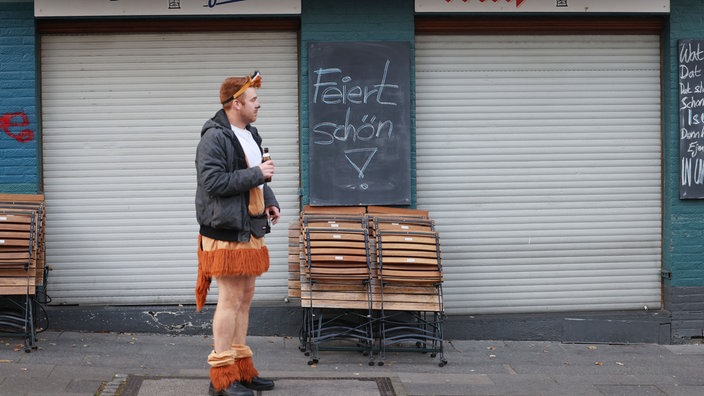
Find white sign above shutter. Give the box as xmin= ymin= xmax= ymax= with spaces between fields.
xmin=415 ymin=0 xmax=669 ymax=13
xmin=35 ymin=0 xmax=301 ymax=17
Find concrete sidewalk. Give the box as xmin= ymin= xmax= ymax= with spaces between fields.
xmin=1 ymin=330 xmax=704 ymax=396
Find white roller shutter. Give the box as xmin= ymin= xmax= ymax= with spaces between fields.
xmin=415 ymin=35 xmax=662 ymax=314
xmin=40 ymin=32 xmax=299 ymax=305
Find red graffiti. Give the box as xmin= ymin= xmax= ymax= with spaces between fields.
xmin=1 ymin=112 xmax=34 ymax=143
xmin=446 ymin=0 xmax=526 ymax=7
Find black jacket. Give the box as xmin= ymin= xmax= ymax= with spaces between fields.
xmin=195 ymin=109 xmax=279 ymax=242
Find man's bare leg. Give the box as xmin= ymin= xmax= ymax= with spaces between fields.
xmin=213 ymin=275 xmax=256 ymax=353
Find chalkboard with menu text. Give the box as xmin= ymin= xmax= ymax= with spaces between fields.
xmin=679 ymin=39 xmax=704 ymax=199
xmin=308 ymin=41 xmax=411 ymax=206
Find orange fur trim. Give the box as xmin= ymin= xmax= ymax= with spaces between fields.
xmin=199 ymin=246 xmax=270 ymax=278
xmin=210 ymin=364 xmax=238 ymax=391
xmin=235 ymin=356 xmax=259 ymax=382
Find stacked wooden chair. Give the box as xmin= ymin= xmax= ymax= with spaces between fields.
xmin=287 ymin=221 xmax=303 ymax=301
xmin=292 ymin=205 xmax=447 ymax=367
xmin=298 ymin=206 xmax=376 ymax=365
xmin=0 ymin=194 xmax=47 ymax=352
xmin=370 ymin=214 xmax=446 ymax=367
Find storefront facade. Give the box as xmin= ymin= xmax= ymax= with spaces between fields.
xmin=0 ymin=0 xmax=702 ymax=343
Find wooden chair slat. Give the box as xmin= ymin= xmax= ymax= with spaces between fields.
xmin=377 ymin=249 xmax=439 ymax=259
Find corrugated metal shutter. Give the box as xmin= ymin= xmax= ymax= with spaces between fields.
xmin=40 ymin=32 xmax=299 ymax=305
xmin=415 ymin=35 xmax=662 ymax=314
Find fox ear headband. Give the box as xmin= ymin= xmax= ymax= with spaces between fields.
xmin=222 ymin=71 xmax=262 ymax=105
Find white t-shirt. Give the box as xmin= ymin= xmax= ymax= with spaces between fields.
xmin=231 ymin=125 xmax=263 ymax=188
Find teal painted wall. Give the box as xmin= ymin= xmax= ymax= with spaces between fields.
xmin=664 ymin=0 xmax=704 ymax=288
xmin=0 ymin=2 xmax=38 ymax=194
xmin=299 ymin=0 xmax=416 ymax=206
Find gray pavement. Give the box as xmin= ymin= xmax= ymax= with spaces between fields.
xmin=1 ymin=330 xmax=704 ymax=396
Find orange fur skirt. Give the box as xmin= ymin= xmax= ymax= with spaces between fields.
xmin=195 ymin=234 xmax=270 ymax=311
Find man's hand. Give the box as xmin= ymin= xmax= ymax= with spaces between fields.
xmin=259 ymin=159 xmax=275 ymax=181
xmin=266 ymin=205 xmax=280 ymax=225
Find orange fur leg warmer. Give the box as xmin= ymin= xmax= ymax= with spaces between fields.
xmin=207 ymin=345 xmax=259 ymax=390
xmin=208 ymin=350 xmax=238 ymax=391
xmin=232 ymin=344 xmax=259 ymax=382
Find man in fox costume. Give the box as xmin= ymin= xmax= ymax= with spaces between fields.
xmin=195 ymin=71 xmax=279 ymax=396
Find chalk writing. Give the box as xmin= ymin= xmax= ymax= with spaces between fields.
xmin=311 ymin=61 xmax=398 ymax=185
xmin=311 ymin=60 xmax=398 ymax=187
xmin=688 ymin=141 xmax=704 ymax=158
xmin=312 ymin=108 xmax=394 ymax=145
xmin=312 ymin=61 xmax=398 ymax=106
xmin=682 ymin=157 xmax=704 ymax=187
xmin=679 ymin=40 xmax=704 ymax=197
xmin=311 ymin=60 xmax=399 ymax=178
xmin=0 ymin=112 xmax=34 ymax=143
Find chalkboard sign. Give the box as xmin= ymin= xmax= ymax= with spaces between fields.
xmin=679 ymin=40 xmax=704 ymax=199
xmin=308 ymin=41 xmax=411 ymax=206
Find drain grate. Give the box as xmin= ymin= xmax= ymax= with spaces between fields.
xmin=118 ymin=375 xmax=397 ymax=396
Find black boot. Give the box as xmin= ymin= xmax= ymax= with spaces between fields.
xmin=209 ymin=381 xmax=254 ymax=396
xmin=241 ymin=376 xmax=275 ymax=391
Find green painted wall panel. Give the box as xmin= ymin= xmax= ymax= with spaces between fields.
xmin=665 ymin=0 xmax=704 ymax=287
